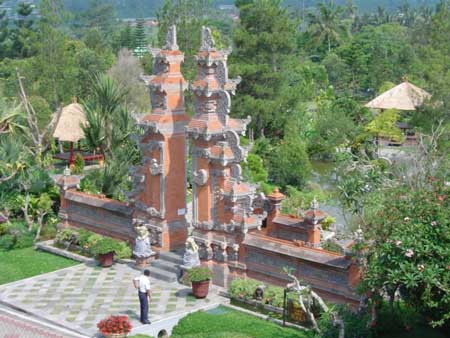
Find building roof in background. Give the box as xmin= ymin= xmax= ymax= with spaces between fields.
xmin=53 ymin=102 xmax=87 ymax=143
xmin=365 ymin=81 xmax=431 ymax=111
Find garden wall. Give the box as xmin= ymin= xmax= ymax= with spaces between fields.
xmin=242 ymin=233 xmax=360 ymax=306
xmin=59 ymin=190 xmax=134 ymax=242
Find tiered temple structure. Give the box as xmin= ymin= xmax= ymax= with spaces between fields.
xmin=186 ymin=27 xmax=265 ymax=285
xmin=55 ymin=25 xmax=361 ymax=306
xmin=128 ymin=26 xmax=190 ymax=251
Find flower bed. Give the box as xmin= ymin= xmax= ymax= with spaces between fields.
xmin=97 ymin=315 xmax=132 ymax=337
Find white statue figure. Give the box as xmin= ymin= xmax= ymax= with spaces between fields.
xmin=133 ymin=223 xmax=153 ymax=259
xmin=182 ymin=237 xmax=200 ymax=268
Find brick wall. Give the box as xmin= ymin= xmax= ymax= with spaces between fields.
xmin=60 ymin=190 xmax=134 ymax=242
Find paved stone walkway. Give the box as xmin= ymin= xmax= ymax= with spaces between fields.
xmin=0 ymin=262 xmax=224 ymax=337
xmin=0 ymin=305 xmax=86 ymax=338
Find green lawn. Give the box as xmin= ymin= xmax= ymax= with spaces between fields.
xmin=170 ymin=306 xmax=311 ymax=338
xmin=0 ymin=247 xmax=79 ymax=285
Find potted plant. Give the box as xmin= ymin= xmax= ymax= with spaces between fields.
xmin=92 ymin=237 xmax=120 ymax=267
xmin=97 ymin=315 xmax=132 ymax=338
xmin=186 ymin=266 xmax=213 ymax=298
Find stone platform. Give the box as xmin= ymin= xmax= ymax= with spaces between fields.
xmin=0 ymin=261 xmax=225 ymax=337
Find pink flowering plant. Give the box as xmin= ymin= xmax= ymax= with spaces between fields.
xmin=361 ymin=181 xmax=450 ymax=327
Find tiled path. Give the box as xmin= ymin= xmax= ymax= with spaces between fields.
xmin=0 ymin=305 xmax=85 ymax=338
xmin=0 ymin=262 xmax=224 ymax=337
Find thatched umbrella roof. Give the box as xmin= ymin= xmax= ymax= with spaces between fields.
xmin=365 ymin=81 xmax=431 ymax=111
xmin=53 ymin=101 xmax=87 ymax=143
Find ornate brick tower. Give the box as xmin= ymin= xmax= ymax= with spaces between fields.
xmin=129 ymin=26 xmax=189 ymax=251
xmin=186 ymin=27 xmax=265 ymax=286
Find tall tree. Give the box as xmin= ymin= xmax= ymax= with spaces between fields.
xmin=231 ymin=0 xmax=299 ymax=137
xmin=133 ymin=18 xmax=146 ymax=57
xmin=307 ymin=0 xmax=345 ymax=53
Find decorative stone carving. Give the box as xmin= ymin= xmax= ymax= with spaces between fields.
xmin=192 ymin=169 xmax=208 ymax=186
xmin=216 ymin=90 xmax=231 ymax=117
xmin=164 ymin=25 xmax=179 ymax=51
xmin=146 ymin=207 xmax=161 ymax=218
xmin=149 ymin=158 xmax=163 ymax=175
xmin=200 ymin=26 xmax=215 ymax=52
xmin=182 ymin=237 xmax=201 ymax=268
xmin=133 ymin=222 xmax=153 ymax=258
xmin=151 ymin=90 xmax=167 ymax=110
xmin=230 ymin=164 xmax=243 ymax=181
xmin=226 ymin=130 xmax=244 ymax=163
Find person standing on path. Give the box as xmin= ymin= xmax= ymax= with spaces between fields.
xmin=133 ymin=269 xmax=152 ymax=324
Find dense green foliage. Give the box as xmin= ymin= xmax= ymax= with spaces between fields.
xmin=0 ymin=247 xmax=78 ymax=285
xmin=171 ymin=306 xmax=311 ymax=338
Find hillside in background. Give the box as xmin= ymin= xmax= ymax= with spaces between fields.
xmin=60 ymin=0 xmax=440 ymax=18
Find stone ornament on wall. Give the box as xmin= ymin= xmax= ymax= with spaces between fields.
xmin=149 ymin=158 xmax=163 ymax=175
xmin=192 ymin=169 xmax=208 ymax=186
xmin=226 ymin=130 xmax=244 ymax=163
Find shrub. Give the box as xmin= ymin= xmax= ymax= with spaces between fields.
xmin=91 ymin=236 xmax=121 ymax=255
xmin=77 ymin=229 xmax=95 ymax=250
xmin=0 ymin=234 xmax=16 ymax=251
xmin=54 ymin=228 xmax=78 ymax=246
xmin=0 ymin=223 xmax=8 ymax=236
xmin=72 ymin=153 xmax=85 ymax=175
xmin=14 ymin=233 xmax=34 ymax=249
xmin=85 ymin=233 xmax=103 ymax=253
xmin=97 ymin=315 xmax=132 ymax=335
xmin=318 ymin=305 xmax=372 ymax=338
xmin=229 ymin=278 xmax=261 ymax=300
xmin=115 ymin=241 xmax=132 ymax=259
xmin=186 ymin=266 xmax=213 ymax=282
xmin=263 ymin=285 xmax=284 ymax=308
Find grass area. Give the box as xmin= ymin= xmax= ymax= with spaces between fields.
xmin=0 ymin=247 xmax=79 ymax=285
xmin=170 ymin=306 xmax=311 ymax=338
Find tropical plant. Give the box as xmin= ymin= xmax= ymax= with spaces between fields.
xmin=307 ymin=0 xmax=346 ymax=52
xmin=91 ymin=236 xmax=121 ymax=255
xmin=186 ymin=266 xmax=212 ymax=282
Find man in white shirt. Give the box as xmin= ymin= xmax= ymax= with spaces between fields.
xmin=133 ymin=269 xmax=151 ymax=324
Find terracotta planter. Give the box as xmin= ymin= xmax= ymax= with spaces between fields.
xmin=192 ymin=279 xmax=210 ymax=299
xmin=98 ymin=251 xmax=114 ymax=267
xmin=102 ymin=333 xmax=128 ymax=338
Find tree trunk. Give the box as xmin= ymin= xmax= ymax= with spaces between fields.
xmin=34 ymin=212 xmax=46 ymax=242
xmin=22 ymin=193 xmax=33 ymax=231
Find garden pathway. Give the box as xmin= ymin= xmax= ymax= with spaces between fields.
xmin=0 ymin=262 xmax=225 ymax=337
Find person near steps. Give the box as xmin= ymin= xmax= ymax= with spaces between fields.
xmin=133 ymin=269 xmax=151 ymax=324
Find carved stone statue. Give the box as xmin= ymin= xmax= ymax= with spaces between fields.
xmin=133 ymin=222 xmax=153 ymax=267
xmin=182 ymin=237 xmax=201 ymax=268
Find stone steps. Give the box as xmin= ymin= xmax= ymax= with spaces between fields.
xmin=149 ymin=251 xmax=183 ymax=283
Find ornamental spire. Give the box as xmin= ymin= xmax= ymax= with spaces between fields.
xmin=164 ymin=25 xmax=179 ymax=51
xmin=200 ymin=26 xmax=215 ymax=52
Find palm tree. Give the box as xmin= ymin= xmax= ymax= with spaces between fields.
xmin=0 ymin=99 xmax=27 ymax=135
xmin=308 ymin=0 xmax=345 ymax=52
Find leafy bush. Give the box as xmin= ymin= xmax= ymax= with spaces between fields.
xmin=55 ymin=228 xmax=78 ymax=245
xmin=91 ymin=236 xmax=121 ymax=255
xmin=186 ymin=266 xmax=213 ymax=282
xmin=72 ymin=153 xmax=85 ymax=175
xmin=77 ymin=229 xmax=95 ymax=250
xmin=85 ymin=233 xmax=103 ymax=253
xmin=263 ymin=285 xmax=284 ymax=308
xmin=318 ymin=305 xmax=372 ymax=338
xmin=14 ymin=233 xmax=34 ymax=249
xmin=0 ymin=223 xmax=8 ymax=236
xmin=229 ymin=278 xmax=261 ymax=300
xmin=0 ymin=234 xmax=16 ymax=251
xmin=115 ymin=241 xmax=132 ymax=259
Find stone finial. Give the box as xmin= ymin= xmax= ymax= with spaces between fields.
xmin=164 ymin=25 xmax=179 ymax=51
xmin=63 ymin=166 xmax=71 ymax=176
xmin=200 ymin=26 xmax=215 ymax=52
xmin=310 ymin=197 xmax=319 ymax=210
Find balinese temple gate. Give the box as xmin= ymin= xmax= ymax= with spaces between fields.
xmin=56 ymin=26 xmax=361 ymax=306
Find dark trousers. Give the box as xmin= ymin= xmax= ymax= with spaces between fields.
xmin=138 ymin=291 xmax=149 ymax=322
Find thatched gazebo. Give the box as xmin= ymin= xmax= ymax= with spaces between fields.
xmin=365 ymin=80 xmax=431 ymax=111
xmin=53 ymin=98 xmax=103 ymax=166
xmin=365 ymin=79 xmax=432 ymax=146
